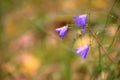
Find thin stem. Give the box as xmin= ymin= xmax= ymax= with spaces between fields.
xmin=61 ymin=53 xmax=71 ymax=80
xmin=101 ymin=0 xmax=118 ymax=42
xmin=87 ymin=27 xmax=114 ymax=63
xmin=112 ymin=26 xmax=120 ymax=51
xmin=107 ymin=25 xmax=120 ymax=52
xmin=98 ymin=44 xmax=101 ymax=80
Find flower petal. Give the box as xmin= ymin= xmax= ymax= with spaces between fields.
xmin=59 ymin=26 xmax=67 ymax=38
xmin=55 ymin=26 xmax=68 ymax=38
xmin=81 ymin=47 xmax=89 ymax=59
xmin=55 ymin=28 xmax=61 ymax=32
xmin=73 ymin=14 xmax=87 ymax=29
xmin=75 ymin=45 xmax=89 ymax=59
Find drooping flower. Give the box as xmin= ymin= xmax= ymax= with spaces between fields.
xmin=73 ymin=14 xmax=87 ymax=29
xmin=75 ymin=45 xmax=89 ymax=59
xmin=55 ymin=26 xmax=68 ymax=38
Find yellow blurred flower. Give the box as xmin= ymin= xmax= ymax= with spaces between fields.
xmin=74 ymin=35 xmax=96 ymax=48
xmin=19 ymin=51 xmax=40 ymax=75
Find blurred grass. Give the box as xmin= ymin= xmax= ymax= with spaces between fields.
xmin=0 ymin=0 xmax=120 ymax=80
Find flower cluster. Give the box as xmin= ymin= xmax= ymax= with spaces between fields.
xmin=55 ymin=14 xmax=89 ymax=59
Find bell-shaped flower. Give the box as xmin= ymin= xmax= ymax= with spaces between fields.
xmin=73 ymin=14 xmax=87 ymax=29
xmin=75 ymin=45 xmax=89 ymax=59
xmin=55 ymin=26 xmax=68 ymax=38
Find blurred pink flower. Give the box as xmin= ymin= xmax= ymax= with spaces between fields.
xmin=18 ymin=33 xmax=33 ymax=47
xmin=11 ymin=31 xmax=35 ymax=50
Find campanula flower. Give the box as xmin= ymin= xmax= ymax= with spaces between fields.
xmin=73 ymin=14 xmax=87 ymax=29
xmin=55 ymin=26 xmax=68 ymax=38
xmin=75 ymin=45 xmax=89 ymax=59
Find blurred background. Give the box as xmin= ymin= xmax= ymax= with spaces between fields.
xmin=0 ymin=0 xmax=120 ymax=80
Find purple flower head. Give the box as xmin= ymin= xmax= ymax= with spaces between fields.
xmin=75 ymin=45 xmax=89 ymax=59
xmin=73 ymin=14 xmax=87 ymax=29
xmin=55 ymin=26 xmax=68 ymax=38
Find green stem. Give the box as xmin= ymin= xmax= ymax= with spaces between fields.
xmin=100 ymin=0 xmax=118 ymax=42
xmin=107 ymin=25 xmax=120 ymax=52
xmin=98 ymin=44 xmax=101 ymax=79
xmin=61 ymin=60 xmax=71 ymax=80
xmin=87 ymin=27 xmax=114 ymax=63
xmin=65 ymin=62 xmax=71 ymax=80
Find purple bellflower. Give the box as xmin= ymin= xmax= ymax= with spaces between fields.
xmin=73 ymin=14 xmax=87 ymax=34
xmin=75 ymin=45 xmax=89 ymax=59
xmin=55 ymin=26 xmax=68 ymax=38
xmin=73 ymin=14 xmax=87 ymax=28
